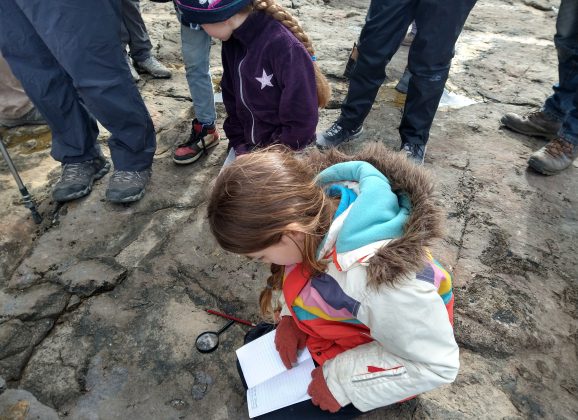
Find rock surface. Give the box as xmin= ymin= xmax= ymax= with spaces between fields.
xmin=0 ymin=0 xmax=576 ymax=419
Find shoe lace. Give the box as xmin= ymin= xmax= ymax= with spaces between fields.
xmin=180 ymin=123 xmax=209 ymax=150
xmin=110 ymin=170 xmax=145 ymax=183
xmin=526 ymin=110 xmax=543 ymax=119
xmin=402 ymin=143 xmax=425 ymax=154
xmin=141 ymin=57 xmax=165 ymax=71
xmin=545 ymin=138 xmax=573 ymax=158
xmin=326 ymin=123 xmax=343 ymax=137
xmin=60 ymin=162 xmax=87 ymax=181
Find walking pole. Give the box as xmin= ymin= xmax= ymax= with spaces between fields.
xmin=0 ymin=136 xmax=42 ymax=224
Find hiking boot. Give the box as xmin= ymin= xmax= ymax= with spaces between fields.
xmin=401 ymin=142 xmax=427 ymax=165
xmin=500 ymin=110 xmax=561 ymax=138
xmin=395 ymin=68 xmax=412 ymax=94
xmin=52 ymin=156 xmax=111 ymax=202
xmin=125 ymin=53 xmax=140 ymax=82
xmin=316 ymin=122 xmax=363 ymax=149
xmin=0 ymin=107 xmax=46 ymax=128
xmin=134 ymin=56 xmax=172 ymax=79
xmin=105 ymin=168 xmax=151 ymax=203
xmin=528 ymin=137 xmax=578 ymax=175
xmin=173 ymin=119 xmax=220 ymax=165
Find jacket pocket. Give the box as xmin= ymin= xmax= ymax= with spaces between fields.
xmin=351 ymin=365 xmax=407 ymax=384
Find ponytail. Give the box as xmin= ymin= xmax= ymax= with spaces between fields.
xmin=259 ymin=264 xmax=284 ymax=318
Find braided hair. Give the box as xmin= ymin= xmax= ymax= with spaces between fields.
xmin=253 ymin=0 xmax=331 ymax=107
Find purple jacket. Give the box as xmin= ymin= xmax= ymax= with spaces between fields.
xmin=220 ymin=12 xmax=318 ymax=153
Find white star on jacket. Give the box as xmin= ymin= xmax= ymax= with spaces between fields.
xmin=255 ymin=69 xmax=274 ymax=89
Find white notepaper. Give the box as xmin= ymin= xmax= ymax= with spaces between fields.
xmin=236 ymin=330 xmax=314 ymax=418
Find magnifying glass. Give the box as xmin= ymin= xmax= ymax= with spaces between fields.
xmin=195 ymin=319 xmax=235 ymax=353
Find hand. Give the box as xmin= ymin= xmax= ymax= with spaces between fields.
xmin=308 ymin=366 xmax=341 ymax=413
xmin=274 ymin=316 xmax=308 ymax=369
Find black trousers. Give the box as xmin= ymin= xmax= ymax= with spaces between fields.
xmin=339 ymin=0 xmax=477 ymax=146
xmin=237 ymin=323 xmax=364 ymax=419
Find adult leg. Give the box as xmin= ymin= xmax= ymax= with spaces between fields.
xmin=400 ymin=0 xmax=477 ymax=147
xmin=13 ymin=0 xmax=156 ymax=172
xmin=499 ymin=0 xmax=576 ymax=138
xmin=338 ymin=0 xmax=415 ymax=130
xmin=542 ymin=0 xmax=578 ymax=119
xmin=528 ymin=0 xmax=578 ymax=174
xmin=122 ymin=0 xmax=171 ymax=78
xmin=121 ymin=0 xmax=153 ymax=62
xmin=0 ymin=0 xmax=101 ymax=164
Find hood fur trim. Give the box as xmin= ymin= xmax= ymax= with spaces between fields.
xmin=304 ymin=143 xmax=443 ymax=287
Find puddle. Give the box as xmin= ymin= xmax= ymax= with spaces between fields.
xmin=1 ymin=125 xmax=52 ymax=155
xmin=377 ymin=84 xmax=476 ymax=110
xmin=378 ymin=84 xmax=407 ymax=107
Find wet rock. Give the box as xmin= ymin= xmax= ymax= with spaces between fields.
xmin=0 ymin=283 xmax=68 ymax=322
xmin=0 ymin=318 xmax=54 ymax=381
xmin=0 ymin=215 xmax=35 ymax=288
xmin=56 ymin=258 xmax=127 ymax=297
xmin=19 ymin=318 xmax=91 ymax=408
xmin=0 ymin=389 xmax=59 ymax=420
xmin=454 ymin=275 xmax=555 ymax=356
xmin=0 ymin=376 xmax=5 ymax=394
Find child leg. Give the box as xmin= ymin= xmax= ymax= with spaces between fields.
xmin=180 ymin=25 xmax=216 ymax=124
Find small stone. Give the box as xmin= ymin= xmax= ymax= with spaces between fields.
xmin=167 ymin=399 xmax=188 ymax=410
xmin=0 ymin=376 xmax=6 ymax=394
xmin=191 ymin=371 xmax=213 ymax=401
xmin=24 ymin=139 xmax=38 ymax=149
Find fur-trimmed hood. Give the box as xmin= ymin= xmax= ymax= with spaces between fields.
xmin=304 ymin=143 xmax=443 ymax=287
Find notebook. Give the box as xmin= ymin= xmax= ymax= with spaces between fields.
xmin=236 ymin=329 xmax=315 ymax=418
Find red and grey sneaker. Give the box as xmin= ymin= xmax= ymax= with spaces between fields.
xmin=173 ymin=119 xmax=220 ymax=165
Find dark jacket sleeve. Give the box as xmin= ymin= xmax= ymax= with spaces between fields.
xmin=220 ymin=42 xmax=248 ymax=154
xmin=271 ymin=40 xmax=318 ymax=150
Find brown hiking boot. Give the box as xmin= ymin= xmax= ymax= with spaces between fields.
xmin=528 ymin=137 xmax=578 ymax=175
xmin=501 ymin=110 xmax=561 ymax=138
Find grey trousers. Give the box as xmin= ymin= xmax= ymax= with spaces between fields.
xmin=121 ymin=0 xmax=153 ymax=62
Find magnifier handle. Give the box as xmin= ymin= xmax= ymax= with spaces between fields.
xmin=216 ymin=319 xmax=235 ymax=335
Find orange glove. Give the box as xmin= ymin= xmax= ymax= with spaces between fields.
xmin=274 ymin=316 xmax=308 ymax=369
xmin=307 ymin=366 xmax=341 ymax=413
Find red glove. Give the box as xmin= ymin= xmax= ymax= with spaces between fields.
xmin=274 ymin=316 xmax=308 ymax=369
xmin=307 ymin=366 xmax=341 ymax=413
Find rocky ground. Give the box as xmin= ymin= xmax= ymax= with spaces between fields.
xmin=1 ymin=0 xmax=577 ymax=419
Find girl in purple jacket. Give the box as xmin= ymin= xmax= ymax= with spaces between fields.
xmin=174 ymin=0 xmax=330 ymax=161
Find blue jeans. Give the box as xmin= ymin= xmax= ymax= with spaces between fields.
xmin=542 ymin=0 xmax=578 ymax=145
xmin=0 ymin=0 xmax=156 ymax=171
xmin=339 ymin=0 xmax=477 ymax=146
xmin=180 ymin=24 xmax=217 ymax=124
